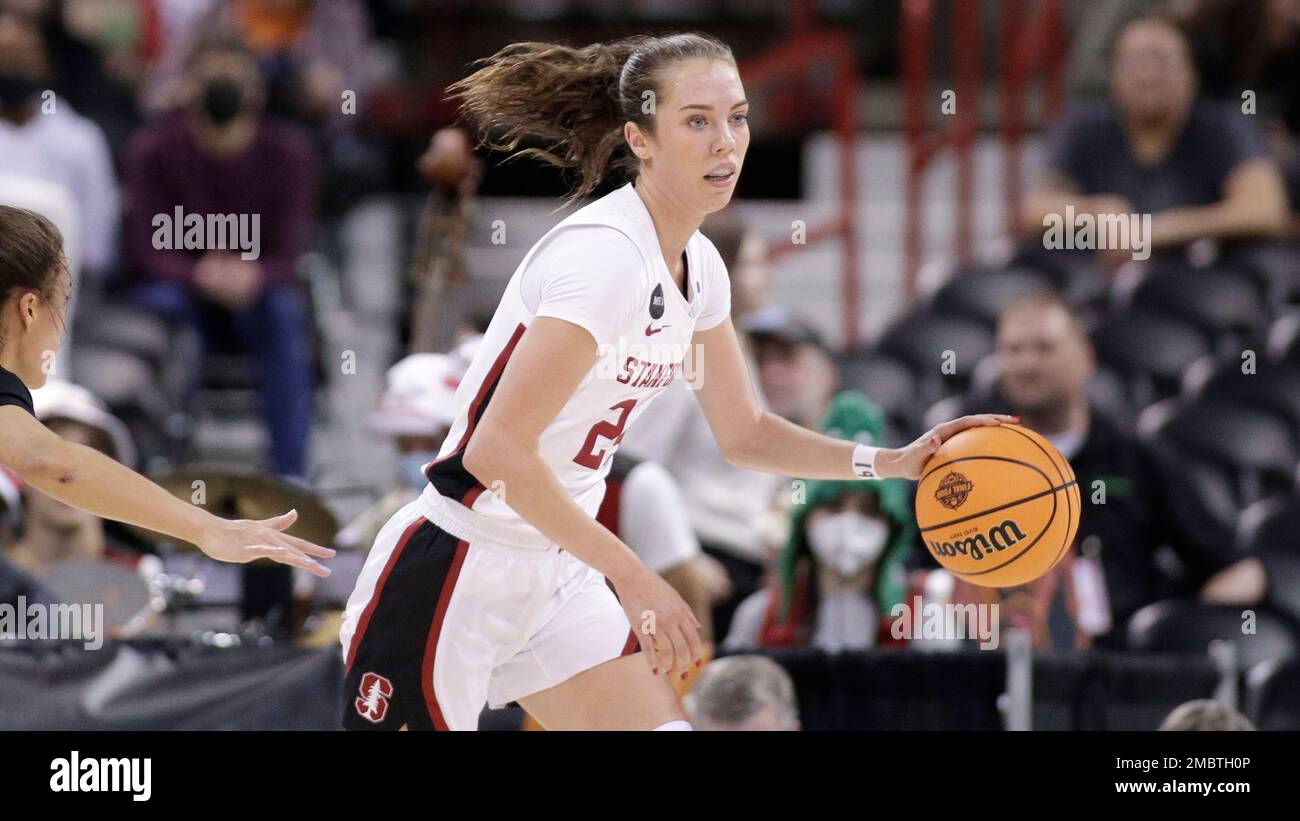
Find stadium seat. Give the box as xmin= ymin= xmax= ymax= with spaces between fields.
xmin=1189 ymin=357 xmax=1300 ymax=432
xmin=1128 ymin=266 xmax=1270 ymax=354
xmin=1090 ymin=310 xmax=1211 ymax=408
xmin=1269 ymin=313 xmax=1300 ymax=366
xmin=875 ymin=310 xmax=995 ymax=407
xmin=929 ymin=265 xmax=1056 ymax=327
xmin=72 ymin=301 xmax=174 ymax=375
xmin=1140 ymin=398 xmax=1298 ymax=510
xmin=835 ymin=351 xmax=921 ymax=442
xmin=1236 ymin=495 xmax=1300 ymax=628
xmin=1008 ymin=245 xmax=1109 ymax=310
xmin=1245 ymin=656 xmax=1300 ymax=730
xmin=69 ymin=347 xmax=179 ymax=469
xmin=1126 ymin=599 xmax=1297 ymax=671
xmin=1223 ymin=243 xmax=1300 ymax=309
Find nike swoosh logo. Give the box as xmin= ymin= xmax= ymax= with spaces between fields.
xmin=645 ymin=323 xmax=669 ymax=336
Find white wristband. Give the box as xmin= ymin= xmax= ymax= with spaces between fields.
xmin=851 ymin=443 xmax=882 ymax=480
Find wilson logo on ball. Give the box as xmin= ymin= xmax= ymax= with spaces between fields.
xmin=928 ymin=520 xmax=1028 ymax=561
xmin=935 ymin=471 xmax=973 ymax=509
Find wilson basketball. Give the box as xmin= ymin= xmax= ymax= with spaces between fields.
xmin=915 ymin=423 xmax=1080 ymax=588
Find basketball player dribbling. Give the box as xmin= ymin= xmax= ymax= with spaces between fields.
xmin=0 ymin=206 xmax=334 ymax=578
xmin=339 ymin=32 xmax=1018 ymax=731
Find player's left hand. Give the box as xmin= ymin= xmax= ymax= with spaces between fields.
xmin=879 ymin=414 xmax=1020 ymax=481
xmin=196 ymin=509 xmax=336 ymax=577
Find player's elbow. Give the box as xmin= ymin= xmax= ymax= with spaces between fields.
xmin=462 ymin=426 xmax=524 ymax=486
xmin=461 ymin=435 xmax=496 ymax=485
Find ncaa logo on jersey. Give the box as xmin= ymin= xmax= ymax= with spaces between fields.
xmin=649 ymin=283 xmax=665 ymax=319
xmin=355 ymin=672 xmax=394 ymax=724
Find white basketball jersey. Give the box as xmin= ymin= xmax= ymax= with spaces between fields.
xmin=423 ymin=182 xmax=732 ymax=546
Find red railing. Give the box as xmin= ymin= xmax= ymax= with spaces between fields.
xmin=901 ymin=0 xmax=1067 ymax=299
xmin=741 ymin=2 xmax=862 ymax=346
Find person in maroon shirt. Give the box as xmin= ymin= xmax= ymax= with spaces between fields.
xmin=0 ymin=206 xmax=332 ymax=579
xmin=123 ymin=33 xmax=319 ymax=478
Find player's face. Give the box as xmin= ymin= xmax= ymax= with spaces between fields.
xmin=996 ymin=307 xmax=1091 ymax=414
xmin=639 ymin=57 xmax=749 ymax=214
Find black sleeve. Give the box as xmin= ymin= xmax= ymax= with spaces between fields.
xmin=1138 ymin=439 xmax=1237 ymax=582
xmin=1041 ymin=102 xmax=1097 ymax=188
xmin=0 ymin=369 xmax=34 ymax=416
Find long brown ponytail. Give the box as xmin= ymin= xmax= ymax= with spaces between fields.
xmin=448 ymin=32 xmax=735 ymax=206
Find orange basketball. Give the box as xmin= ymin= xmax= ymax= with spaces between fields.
xmin=914 ymin=423 xmax=1080 ymax=588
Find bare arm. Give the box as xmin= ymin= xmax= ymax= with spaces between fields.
xmin=690 ymin=318 xmax=1017 ymax=480
xmin=0 ymin=407 xmax=333 ymax=575
xmin=461 ymin=317 xmax=703 ymax=677
xmin=1199 ymin=557 xmax=1268 ymax=605
xmin=1021 ymin=170 xmax=1086 ymax=235
xmin=1149 ymin=159 xmax=1288 ymax=247
xmin=1020 ymin=170 xmax=1136 ymax=240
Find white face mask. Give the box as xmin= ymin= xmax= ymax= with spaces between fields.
xmin=806 ymin=511 xmax=889 ymax=577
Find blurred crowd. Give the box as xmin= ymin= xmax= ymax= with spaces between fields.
xmin=0 ymin=0 xmax=1298 ymax=729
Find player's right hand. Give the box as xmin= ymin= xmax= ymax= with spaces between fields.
xmin=196 ymin=509 xmax=335 ymax=577
xmin=615 ymin=565 xmax=704 ymax=681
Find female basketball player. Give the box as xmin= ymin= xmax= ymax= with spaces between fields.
xmin=340 ymin=33 xmax=1016 ymax=731
xmin=0 ymin=206 xmax=333 ymax=577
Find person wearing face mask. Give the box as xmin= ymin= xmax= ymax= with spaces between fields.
xmin=0 ymin=10 xmax=119 ymax=292
xmin=122 ymin=32 xmax=320 ymax=479
xmin=334 ymin=351 xmax=465 ymax=553
xmin=724 ymin=394 xmax=918 ymax=653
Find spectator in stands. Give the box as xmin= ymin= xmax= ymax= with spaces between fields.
xmin=749 ymin=311 xmax=839 ymax=430
xmin=596 ymin=452 xmax=733 ymax=645
xmin=123 ymin=32 xmax=318 ymax=478
xmin=6 ymin=0 xmax=157 ymax=157
xmin=964 ymin=291 xmax=1267 ymax=647
xmin=685 ymin=654 xmax=800 ymax=731
xmin=1022 ymin=15 xmax=1287 ymax=270
xmin=723 ymin=394 xmax=916 ymax=652
xmin=0 ymin=9 xmax=119 ymax=289
xmin=5 ymin=380 xmax=142 ymax=576
xmin=142 ymin=0 xmax=372 ymax=134
xmin=0 ymin=464 xmax=53 ymax=608
xmin=620 ymin=212 xmax=782 ymax=643
xmin=1159 ymin=698 xmax=1255 ymax=731
xmin=1172 ymin=0 xmax=1300 ymax=141
xmin=335 ymin=351 xmax=463 ymax=552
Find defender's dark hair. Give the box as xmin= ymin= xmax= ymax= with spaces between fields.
xmin=449 ymin=32 xmax=736 ymax=206
xmin=0 ymin=205 xmax=66 ymax=346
